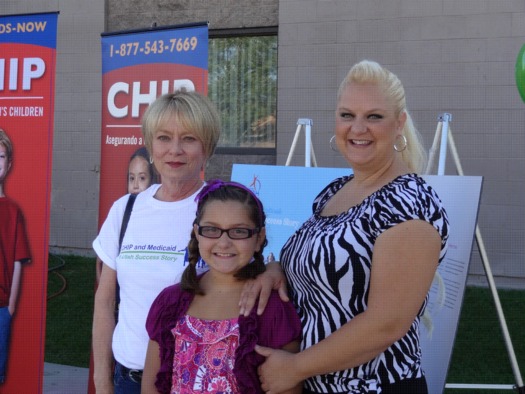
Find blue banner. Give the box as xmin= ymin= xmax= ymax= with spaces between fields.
xmin=102 ymin=23 xmax=208 ymax=74
xmin=0 ymin=12 xmax=58 ymax=48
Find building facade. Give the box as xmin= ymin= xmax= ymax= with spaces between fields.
xmin=2 ymin=0 xmax=524 ymax=288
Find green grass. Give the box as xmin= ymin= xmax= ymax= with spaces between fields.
xmin=45 ymin=254 xmax=95 ymax=367
xmin=44 ymin=254 xmax=525 ymax=393
xmin=445 ymin=287 xmax=525 ymax=393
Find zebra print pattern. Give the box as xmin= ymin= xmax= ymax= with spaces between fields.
xmin=280 ymin=173 xmax=449 ymax=393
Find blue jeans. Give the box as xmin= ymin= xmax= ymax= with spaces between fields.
xmin=0 ymin=307 xmax=12 ymax=384
xmin=113 ymin=361 xmax=141 ymax=394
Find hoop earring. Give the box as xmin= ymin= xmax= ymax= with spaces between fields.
xmin=329 ymin=135 xmax=338 ymax=152
xmin=149 ymin=156 xmax=154 ymax=164
xmin=393 ymin=135 xmax=407 ymax=152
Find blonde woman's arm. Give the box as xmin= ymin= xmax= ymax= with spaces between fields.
xmin=239 ymin=262 xmax=288 ymax=316
xmin=92 ymin=263 xmax=117 ymax=394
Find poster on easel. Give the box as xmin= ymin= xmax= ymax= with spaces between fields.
xmin=232 ymin=164 xmax=482 ymax=393
xmin=419 ymin=175 xmax=482 ymax=394
xmin=232 ymin=164 xmax=351 ymax=260
xmin=0 ymin=11 xmax=58 ymax=392
xmin=98 ymin=22 xmax=209 ymax=226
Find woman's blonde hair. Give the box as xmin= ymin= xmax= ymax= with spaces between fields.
xmin=338 ymin=60 xmax=427 ymax=174
xmin=142 ymin=91 xmax=221 ymax=159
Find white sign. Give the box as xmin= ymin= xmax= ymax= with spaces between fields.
xmin=419 ymin=175 xmax=483 ymax=394
xmin=232 ymin=164 xmax=482 ymax=393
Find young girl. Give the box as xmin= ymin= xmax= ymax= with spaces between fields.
xmin=142 ymin=180 xmax=302 ymax=394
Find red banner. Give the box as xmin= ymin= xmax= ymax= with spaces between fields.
xmin=89 ymin=22 xmax=208 ymax=393
xmin=98 ymin=23 xmax=209 ymax=225
xmin=0 ymin=12 xmax=58 ymax=392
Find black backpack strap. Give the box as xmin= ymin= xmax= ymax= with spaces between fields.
xmin=118 ymin=193 xmax=137 ymax=251
xmin=115 ymin=193 xmax=137 ymax=322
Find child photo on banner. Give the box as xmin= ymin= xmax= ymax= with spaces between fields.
xmin=0 ymin=11 xmax=58 ymax=392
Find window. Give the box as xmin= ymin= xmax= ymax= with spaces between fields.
xmin=208 ymin=28 xmax=277 ymax=151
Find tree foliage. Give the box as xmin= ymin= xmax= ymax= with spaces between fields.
xmin=208 ymin=36 xmax=277 ymax=148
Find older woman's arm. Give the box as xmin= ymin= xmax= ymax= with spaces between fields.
xmin=257 ymin=219 xmax=442 ymax=393
xmin=142 ymin=340 xmax=161 ymax=394
xmin=92 ymin=263 xmax=117 ymax=394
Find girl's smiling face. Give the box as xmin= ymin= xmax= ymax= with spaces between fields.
xmin=194 ymin=200 xmax=266 ymax=278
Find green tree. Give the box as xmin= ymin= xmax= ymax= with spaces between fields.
xmin=209 ymin=36 xmax=277 ymax=148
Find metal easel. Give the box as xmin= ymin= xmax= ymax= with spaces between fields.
xmin=285 ymin=118 xmax=317 ymax=167
xmin=427 ymin=113 xmax=524 ymax=394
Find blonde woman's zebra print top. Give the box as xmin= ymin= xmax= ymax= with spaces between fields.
xmin=280 ymin=173 xmax=449 ymax=393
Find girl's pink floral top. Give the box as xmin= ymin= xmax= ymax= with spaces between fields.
xmin=171 ymin=315 xmax=240 ymax=394
xmin=146 ymin=275 xmax=302 ymax=394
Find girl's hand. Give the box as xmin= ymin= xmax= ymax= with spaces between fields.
xmin=239 ymin=262 xmax=288 ymax=316
xmin=256 ymin=345 xmax=302 ymax=393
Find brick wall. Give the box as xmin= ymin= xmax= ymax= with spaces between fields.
xmin=277 ymin=0 xmax=525 ymax=287
xmin=4 ymin=0 xmax=523 ymax=286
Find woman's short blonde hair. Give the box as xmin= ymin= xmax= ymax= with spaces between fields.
xmin=142 ymin=91 xmax=221 ymax=159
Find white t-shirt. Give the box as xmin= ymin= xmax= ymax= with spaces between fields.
xmin=93 ymin=183 xmax=206 ymax=369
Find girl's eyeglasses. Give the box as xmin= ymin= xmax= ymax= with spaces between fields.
xmin=197 ymin=225 xmax=260 ymax=240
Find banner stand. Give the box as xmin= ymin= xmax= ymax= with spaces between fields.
xmin=428 ymin=114 xmax=524 ymax=393
xmin=0 ymin=11 xmax=58 ymax=392
xmin=88 ymin=21 xmax=209 ymax=394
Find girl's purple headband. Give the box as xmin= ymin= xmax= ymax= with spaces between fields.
xmin=195 ymin=179 xmax=264 ymax=228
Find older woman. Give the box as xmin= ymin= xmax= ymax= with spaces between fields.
xmin=92 ymin=91 xmax=220 ymax=394
xmin=256 ymin=60 xmax=449 ymax=393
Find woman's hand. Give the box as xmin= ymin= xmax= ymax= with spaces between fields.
xmin=256 ymin=345 xmax=302 ymax=393
xmin=93 ymin=380 xmax=114 ymax=394
xmin=239 ymin=262 xmax=288 ymax=316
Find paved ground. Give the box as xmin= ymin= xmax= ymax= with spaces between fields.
xmin=43 ymin=363 xmax=89 ymax=394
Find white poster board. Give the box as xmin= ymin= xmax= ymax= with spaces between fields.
xmin=232 ymin=164 xmax=352 ymax=259
xmin=232 ymin=164 xmax=482 ymax=394
xmin=419 ymin=175 xmax=483 ymax=394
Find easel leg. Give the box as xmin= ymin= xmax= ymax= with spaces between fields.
xmin=448 ymin=129 xmax=524 ymax=391
xmin=285 ymin=123 xmax=302 ymax=166
xmin=431 ymin=117 xmax=525 ymax=391
xmin=286 ymin=119 xmax=317 ymax=167
xmin=425 ymin=121 xmax=442 ymax=175
xmin=311 ymin=144 xmax=318 ymax=167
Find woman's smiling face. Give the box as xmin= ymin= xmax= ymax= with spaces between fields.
xmin=151 ymin=113 xmax=206 ymax=184
xmin=335 ymin=82 xmax=406 ymax=173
